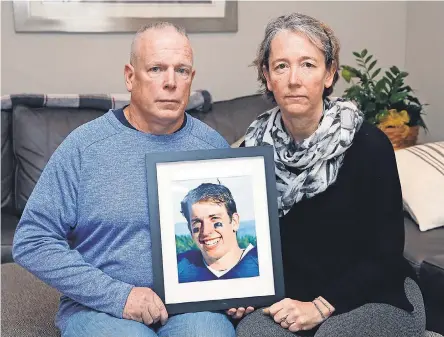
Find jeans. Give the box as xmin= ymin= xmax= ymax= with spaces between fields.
xmin=62 ymin=309 xmax=235 ymax=337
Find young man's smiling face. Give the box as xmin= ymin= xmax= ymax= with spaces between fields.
xmin=189 ymin=201 xmax=240 ymax=265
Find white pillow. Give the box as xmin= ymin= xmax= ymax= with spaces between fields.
xmin=395 ymin=142 xmax=444 ymax=231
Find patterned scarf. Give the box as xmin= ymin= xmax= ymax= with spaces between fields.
xmin=244 ymin=97 xmax=364 ymax=216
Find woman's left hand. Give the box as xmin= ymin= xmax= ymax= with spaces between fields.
xmin=263 ymin=298 xmax=325 ymax=332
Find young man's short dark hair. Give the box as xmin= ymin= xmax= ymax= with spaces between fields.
xmin=180 ymin=183 xmax=237 ymax=224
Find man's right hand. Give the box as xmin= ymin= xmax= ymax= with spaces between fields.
xmin=123 ymin=287 xmax=168 ymax=326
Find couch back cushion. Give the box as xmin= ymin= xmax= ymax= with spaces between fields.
xmin=1 ymin=110 xmax=14 ymax=210
xmin=9 ymin=94 xmax=274 ymax=213
xmin=190 ymin=94 xmax=275 ymax=145
xmin=13 ymin=105 xmax=105 ymax=213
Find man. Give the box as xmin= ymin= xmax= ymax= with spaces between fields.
xmin=178 ymin=183 xmax=259 ymax=283
xmin=13 ymin=23 xmax=235 ymax=337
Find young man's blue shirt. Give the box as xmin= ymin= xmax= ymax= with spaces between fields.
xmin=177 ymin=246 xmax=259 ymax=283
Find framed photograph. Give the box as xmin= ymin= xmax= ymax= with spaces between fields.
xmin=13 ymin=0 xmax=237 ymax=33
xmin=145 ymin=146 xmax=285 ymax=314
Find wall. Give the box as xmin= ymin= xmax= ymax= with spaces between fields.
xmin=405 ymin=2 xmax=444 ymax=143
xmin=1 ymin=1 xmax=407 ymax=102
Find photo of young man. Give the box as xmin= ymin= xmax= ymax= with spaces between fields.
xmin=177 ymin=183 xmax=259 ymax=283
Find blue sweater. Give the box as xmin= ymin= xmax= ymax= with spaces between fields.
xmin=12 ymin=111 xmax=229 ymax=331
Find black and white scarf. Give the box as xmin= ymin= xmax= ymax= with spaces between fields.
xmin=245 ymin=97 xmax=364 ymax=216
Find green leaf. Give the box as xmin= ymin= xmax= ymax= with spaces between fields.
xmin=400 ymin=85 xmax=412 ymax=93
xmin=407 ymin=95 xmax=421 ymax=105
xmin=371 ymin=68 xmax=381 ymax=79
xmin=366 ymin=102 xmax=376 ymax=112
xmin=385 ymin=80 xmax=392 ymax=93
xmin=375 ymin=78 xmax=387 ymax=93
xmin=390 ymin=66 xmax=400 ymax=75
xmin=368 ymin=60 xmax=377 ymax=71
xmin=344 ymin=85 xmax=363 ymax=98
xmin=375 ymin=92 xmax=388 ymax=104
xmin=341 ymin=65 xmax=358 ymax=72
xmin=385 ymin=71 xmax=395 ymax=81
xmin=344 ymin=66 xmax=363 ymax=79
xmin=400 ymin=71 xmax=409 ymax=78
xmin=390 ymin=92 xmax=409 ymax=103
xmin=361 ymin=49 xmax=368 ymax=58
xmin=353 ymin=52 xmax=361 ymax=58
xmin=341 ymin=69 xmax=352 ymax=82
xmin=365 ymin=55 xmax=373 ymax=64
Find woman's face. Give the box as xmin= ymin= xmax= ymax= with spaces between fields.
xmin=263 ymin=30 xmax=335 ymax=120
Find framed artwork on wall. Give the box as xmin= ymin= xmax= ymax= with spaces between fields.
xmin=12 ymin=0 xmax=237 ymax=33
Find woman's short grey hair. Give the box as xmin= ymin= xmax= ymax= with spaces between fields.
xmin=253 ymin=13 xmax=340 ymax=101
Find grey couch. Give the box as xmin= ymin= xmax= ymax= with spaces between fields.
xmin=1 ymin=94 xmax=443 ymax=336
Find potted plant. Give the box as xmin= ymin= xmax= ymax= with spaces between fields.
xmin=341 ymin=49 xmax=427 ymax=150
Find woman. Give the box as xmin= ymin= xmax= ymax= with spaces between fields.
xmin=228 ymin=13 xmax=425 ymax=337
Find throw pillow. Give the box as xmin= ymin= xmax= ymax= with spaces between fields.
xmin=395 ymin=142 xmax=444 ymax=231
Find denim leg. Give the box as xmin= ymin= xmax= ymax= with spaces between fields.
xmin=157 ymin=311 xmax=235 ymax=337
xmin=62 ymin=310 xmax=158 ymax=337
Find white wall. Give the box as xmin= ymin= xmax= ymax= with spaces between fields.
xmin=1 ymin=1 xmax=407 ymax=102
xmin=405 ymin=2 xmax=444 ymax=143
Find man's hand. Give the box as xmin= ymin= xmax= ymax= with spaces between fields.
xmin=123 ymin=287 xmax=168 ymax=326
xmin=263 ymin=298 xmax=329 ymax=332
xmin=226 ymin=306 xmax=255 ymax=319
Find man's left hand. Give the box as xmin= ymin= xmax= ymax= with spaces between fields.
xmin=263 ymin=298 xmax=325 ymax=332
xmin=226 ymin=306 xmax=255 ymax=319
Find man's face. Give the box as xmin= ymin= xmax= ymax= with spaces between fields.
xmin=189 ymin=202 xmax=240 ymax=263
xmin=124 ymin=27 xmax=195 ymax=128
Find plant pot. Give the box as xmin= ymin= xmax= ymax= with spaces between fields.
xmin=378 ymin=125 xmax=419 ymax=150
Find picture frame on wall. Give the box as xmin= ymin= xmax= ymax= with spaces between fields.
xmin=12 ymin=0 xmax=237 ymax=33
xmin=145 ymin=146 xmax=285 ymax=314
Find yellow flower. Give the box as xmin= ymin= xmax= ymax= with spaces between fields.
xmin=378 ymin=109 xmax=410 ymax=138
xmin=379 ymin=109 xmax=410 ymax=127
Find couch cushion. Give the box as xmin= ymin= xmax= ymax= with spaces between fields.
xmin=12 ymin=105 xmax=106 ymax=213
xmin=404 ymin=216 xmax=444 ymax=274
xmin=422 ymin=254 xmax=444 ymax=335
xmin=190 ymin=94 xmax=275 ymax=145
xmin=420 ymin=254 xmax=444 ymax=305
xmin=1 ymin=263 xmax=60 ymax=337
xmin=2 ymin=110 xmax=15 ymax=210
xmin=1 ymin=212 xmax=20 ymax=263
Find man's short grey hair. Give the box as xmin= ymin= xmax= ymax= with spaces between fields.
xmin=253 ymin=13 xmax=340 ymax=101
xmin=130 ymin=22 xmax=188 ymax=65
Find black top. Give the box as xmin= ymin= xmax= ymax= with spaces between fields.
xmin=244 ymin=122 xmax=415 ymax=315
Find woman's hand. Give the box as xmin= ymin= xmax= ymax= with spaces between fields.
xmin=263 ymin=298 xmax=330 ymax=332
xmin=226 ymin=306 xmax=255 ymax=319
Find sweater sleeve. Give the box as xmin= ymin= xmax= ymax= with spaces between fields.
xmin=12 ymin=135 xmax=134 ymax=319
xmin=321 ymin=128 xmax=413 ymax=314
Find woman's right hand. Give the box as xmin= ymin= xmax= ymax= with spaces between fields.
xmin=226 ymin=306 xmax=255 ymax=319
